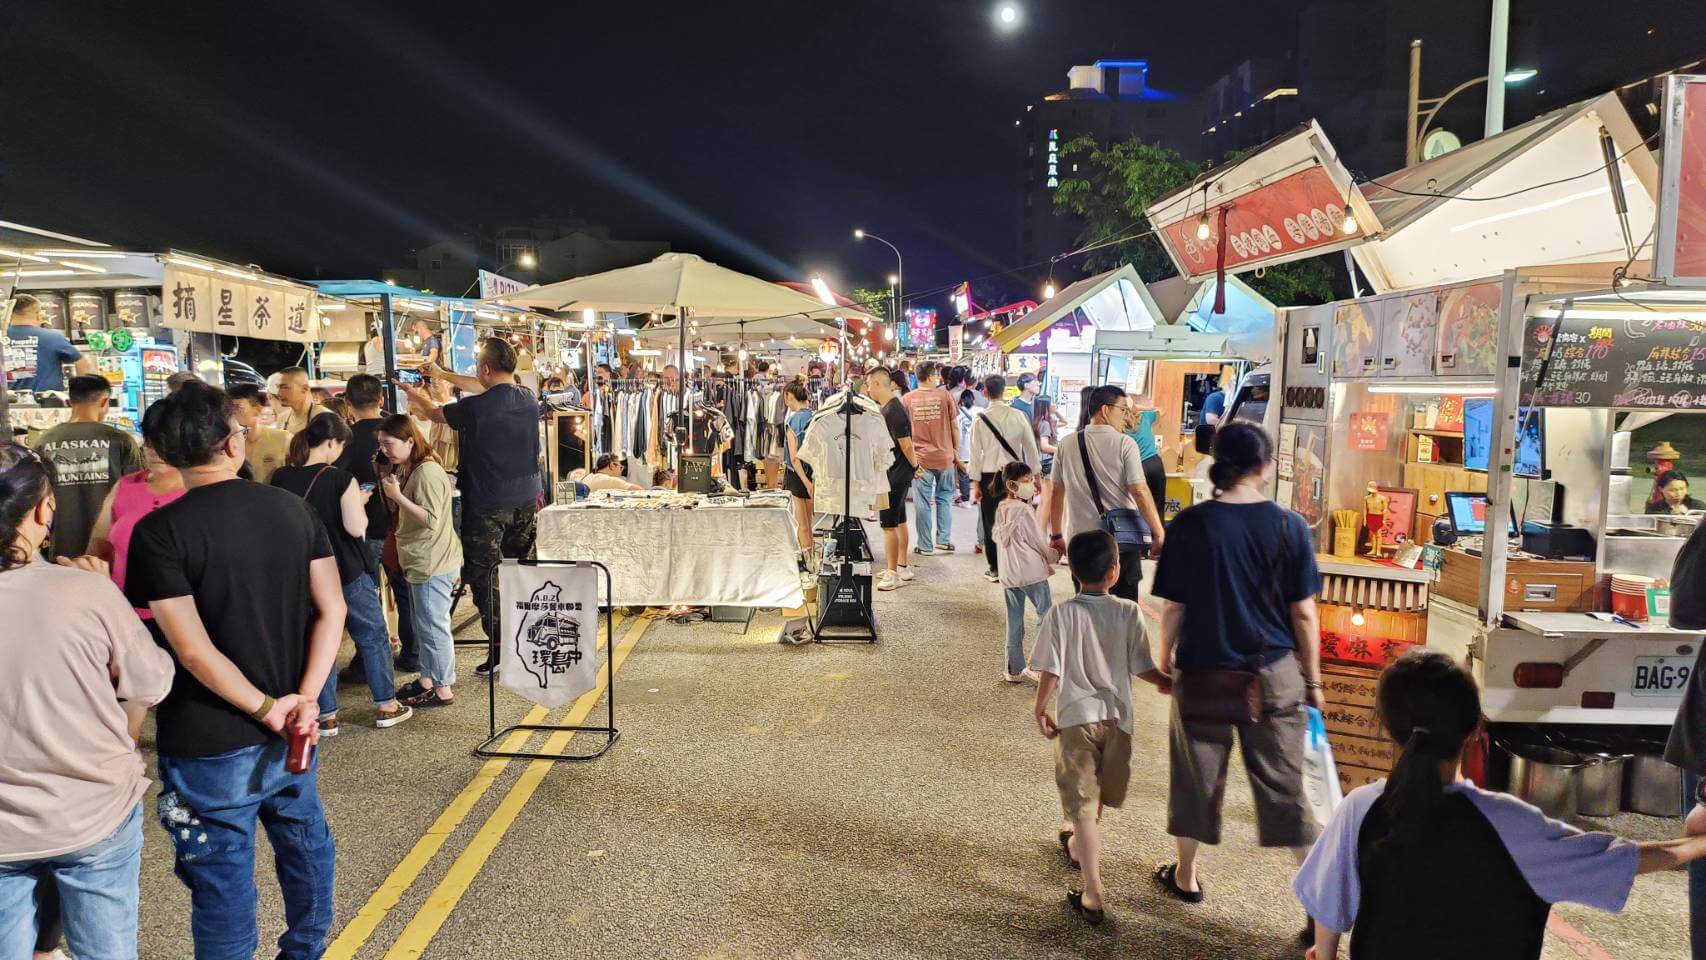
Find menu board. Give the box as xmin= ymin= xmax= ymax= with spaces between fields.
xmin=1521 ymin=312 xmax=1706 ymax=409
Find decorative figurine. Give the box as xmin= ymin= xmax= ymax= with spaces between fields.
xmin=1364 ymin=481 xmax=1390 ymax=558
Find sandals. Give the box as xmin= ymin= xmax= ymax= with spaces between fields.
xmin=1058 ymin=830 xmax=1080 ymax=870
xmin=1154 ymin=863 xmax=1205 ymax=903
xmin=1066 ymin=889 xmax=1105 ymax=926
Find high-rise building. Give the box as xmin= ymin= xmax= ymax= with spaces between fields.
xmin=1015 ymin=60 xmax=1202 ymax=273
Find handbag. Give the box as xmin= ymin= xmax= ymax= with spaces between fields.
xmin=1076 ymin=431 xmax=1150 ymax=554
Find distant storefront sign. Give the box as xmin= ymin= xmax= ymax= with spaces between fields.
xmin=478 ymin=269 xmax=529 ymax=299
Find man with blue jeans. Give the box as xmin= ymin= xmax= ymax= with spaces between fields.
xmin=338 ymin=374 xmax=419 ymax=679
xmin=127 ymin=383 xmax=345 ymax=960
xmin=902 ymin=361 xmax=966 ymax=554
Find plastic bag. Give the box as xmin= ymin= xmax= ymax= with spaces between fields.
xmin=1302 ymin=705 xmax=1343 ymax=827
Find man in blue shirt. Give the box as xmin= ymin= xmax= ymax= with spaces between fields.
xmin=1011 ymin=373 xmax=1039 ymax=423
xmin=5 ymin=294 xmax=92 ymax=392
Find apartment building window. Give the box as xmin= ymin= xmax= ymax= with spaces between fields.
xmin=498 ymin=240 xmax=536 ymax=265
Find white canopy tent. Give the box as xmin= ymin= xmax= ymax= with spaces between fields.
xmin=989 ymin=264 xmax=1163 ymax=353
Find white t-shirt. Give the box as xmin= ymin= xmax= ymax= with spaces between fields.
xmin=584 ymin=472 xmax=636 ymax=492
xmin=1027 ymin=592 xmax=1156 ymax=734
xmin=1053 ymin=424 xmax=1147 ymax=540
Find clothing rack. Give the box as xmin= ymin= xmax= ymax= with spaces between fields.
xmin=812 ymin=385 xmax=878 ymax=644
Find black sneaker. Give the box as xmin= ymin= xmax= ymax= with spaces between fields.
xmin=337 ymin=663 xmax=367 ymax=685
xmin=474 ymin=660 xmax=497 ymax=678
xmin=394 ymin=658 xmax=421 ymax=674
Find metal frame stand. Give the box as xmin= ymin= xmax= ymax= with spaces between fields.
xmin=475 ymin=559 xmax=621 ymax=761
xmin=811 ymin=388 xmax=878 ymax=644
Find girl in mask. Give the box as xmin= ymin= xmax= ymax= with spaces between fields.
xmin=992 ymin=461 xmax=1062 ymax=684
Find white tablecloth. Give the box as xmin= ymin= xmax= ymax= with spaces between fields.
xmin=536 ymin=504 xmax=805 ymax=609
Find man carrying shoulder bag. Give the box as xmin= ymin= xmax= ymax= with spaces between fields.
xmin=1048 ymin=384 xmax=1165 ymax=602
xmin=969 ymin=375 xmax=1041 ymax=583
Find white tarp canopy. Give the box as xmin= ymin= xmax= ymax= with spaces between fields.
xmin=1351 ymin=92 xmax=1660 ymax=293
xmin=490 ymin=252 xmax=873 ymax=343
xmin=991 ymin=264 xmax=1162 ymax=352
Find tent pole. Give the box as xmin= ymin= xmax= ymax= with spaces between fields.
xmin=680 ymin=306 xmax=690 ymax=464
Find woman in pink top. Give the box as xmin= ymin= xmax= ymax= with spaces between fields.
xmin=88 ymin=443 xmax=185 ymax=619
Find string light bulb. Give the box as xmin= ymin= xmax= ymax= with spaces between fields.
xmin=1043 ymin=282 xmax=1056 ymax=299
xmin=1196 ymin=213 xmax=1211 ymax=241
xmin=1350 ymin=607 xmax=1367 ymax=627
xmin=1341 ymin=207 xmax=1358 ymax=235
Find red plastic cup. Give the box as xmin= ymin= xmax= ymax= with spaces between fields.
xmin=285 ymin=728 xmax=314 ymax=774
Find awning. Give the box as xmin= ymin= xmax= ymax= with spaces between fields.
xmin=1093 ymin=326 xmax=1231 ymax=358
xmin=990 ymin=264 xmax=1163 ymax=353
xmin=1350 ymin=91 xmax=1659 ymax=292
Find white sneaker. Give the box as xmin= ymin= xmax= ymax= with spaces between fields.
xmin=982 ymin=570 xmax=1000 ymax=583
xmin=876 ymin=570 xmax=900 ymax=591
xmin=913 ymin=546 xmax=936 ymax=556
xmin=897 ymin=565 xmax=915 ymax=582
xmin=1001 ymin=670 xmax=1039 ymax=685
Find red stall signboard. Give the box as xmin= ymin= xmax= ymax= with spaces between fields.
xmin=1158 ymin=166 xmax=1364 ymax=280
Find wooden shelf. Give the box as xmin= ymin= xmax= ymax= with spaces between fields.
xmin=1407 ymin=428 xmax=1465 ymax=438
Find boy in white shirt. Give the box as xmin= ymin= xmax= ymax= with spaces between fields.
xmin=1030 ymin=529 xmax=1170 ymax=925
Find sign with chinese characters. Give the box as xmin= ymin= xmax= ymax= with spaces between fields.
xmin=1045 ymin=128 xmax=1060 ymax=189
xmin=1520 ymin=310 xmax=1706 ymax=409
xmin=904 ymin=307 xmax=936 ymax=350
xmin=162 ymin=265 xmax=318 ymax=343
xmin=497 ymin=560 xmax=599 ymax=708
xmin=1157 ymin=166 xmax=1364 ymax=281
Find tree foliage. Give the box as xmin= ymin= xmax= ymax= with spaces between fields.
xmin=1052 ymin=136 xmax=1339 ymax=306
xmin=850 ymin=287 xmax=893 ymax=323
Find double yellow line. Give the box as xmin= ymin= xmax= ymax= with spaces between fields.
xmin=327 ymin=611 xmax=651 ymax=960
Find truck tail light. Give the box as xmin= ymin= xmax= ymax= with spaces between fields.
xmin=1580 ymin=692 xmax=1616 ymax=709
xmin=1513 ymin=662 xmax=1565 ymax=688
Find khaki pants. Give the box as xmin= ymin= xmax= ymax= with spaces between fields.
xmin=1055 ymin=720 xmax=1133 ymax=822
xmin=1167 ymin=655 xmax=1319 ymax=848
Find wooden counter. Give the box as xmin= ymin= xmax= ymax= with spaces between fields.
xmin=1435 ymin=547 xmax=1596 ymax=613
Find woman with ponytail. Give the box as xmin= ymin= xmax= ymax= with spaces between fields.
xmin=1298 ymin=650 xmax=1706 ymax=958
xmin=271 ymin=412 xmax=412 ymax=733
xmin=1150 ymin=422 xmax=1324 ymax=915
xmin=0 ymin=443 xmax=175 ymax=959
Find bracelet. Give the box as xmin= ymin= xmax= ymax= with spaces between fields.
xmin=1304 ymin=680 xmax=1325 ymax=690
xmin=249 ymin=694 xmax=276 ymax=723
xmin=1049 ymin=533 xmax=1065 ymax=541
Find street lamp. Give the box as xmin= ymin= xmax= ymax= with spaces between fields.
xmin=1405 ymin=38 xmax=1537 ymax=164
xmin=854 ymin=228 xmax=903 ymax=349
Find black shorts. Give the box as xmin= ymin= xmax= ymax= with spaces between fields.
xmin=879 ymin=469 xmax=914 ymax=528
xmin=785 ymin=465 xmax=811 ymax=499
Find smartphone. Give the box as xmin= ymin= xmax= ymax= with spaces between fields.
xmin=360 ymin=481 xmax=376 ymax=493
xmin=395 ymin=369 xmax=423 ymax=385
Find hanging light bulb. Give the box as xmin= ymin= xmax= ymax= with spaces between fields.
xmin=1350 ymin=607 xmax=1367 ymax=627
xmin=885 ymin=327 xmax=894 ymax=341
xmin=1342 ymin=208 xmax=1358 ymax=235
xmin=1043 ymin=282 xmax=1056 ymax=299
xmin=1196 ymin=213 xmax=1211 ymax=241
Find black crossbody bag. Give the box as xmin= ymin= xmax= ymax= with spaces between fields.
xmin=1077 ymin=432 xmax=1150 ymax=554
xmin=1175 ymin=507 xmax=1293 ymax=724
xmin=977 ymin=415 xmax=1022 ymax=496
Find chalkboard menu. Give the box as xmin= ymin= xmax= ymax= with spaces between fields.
xmin=1521 ymin=312 xmax=1706 ymax=409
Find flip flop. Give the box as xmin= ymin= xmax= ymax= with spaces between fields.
xmin=1058 ymin=830 xmax=1080 ymax=870
xmin=1066 ymin=889 xmax=1105 ymax=926
xmin=1153 ymin=863 xmax=1204 ymax=903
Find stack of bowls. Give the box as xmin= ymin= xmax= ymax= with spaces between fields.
xmin=1611 ymin=574 xmax=1654 ymax=621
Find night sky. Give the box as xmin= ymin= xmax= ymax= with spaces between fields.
xmin=2 ymin=1 xmax=1699 ymax=313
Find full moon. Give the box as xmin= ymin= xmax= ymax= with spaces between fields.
xmin=998 ymin=5 xmax=1018 ymax=24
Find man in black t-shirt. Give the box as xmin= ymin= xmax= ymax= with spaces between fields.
xmin=125 ymin=382 xmax=345 ymax=960
xmin=335 ymin=373 xmax=418 ymax=676
xmin=866 ymin=367 xmax=917 ymax=591
xmin=401 ymin=337 xmax=541 ymax=677
xmin=34 ymin=374 xmax=139 ymax=557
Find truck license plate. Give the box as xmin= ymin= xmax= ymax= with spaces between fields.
xmin=1632 ymin=656 xmax=1694 ymax=697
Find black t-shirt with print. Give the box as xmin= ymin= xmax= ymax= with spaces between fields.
xmin=126 ymin=479 xmax=333 ymax=758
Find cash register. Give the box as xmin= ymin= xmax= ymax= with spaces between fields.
xmin=1443 ymin=491 xmax=1594 ymax=560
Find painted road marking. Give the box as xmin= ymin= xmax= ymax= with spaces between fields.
xmin=323 ymin=612 xmax=625 ymax=960
xmin=379 ymin=613 xmax=653 ymax=959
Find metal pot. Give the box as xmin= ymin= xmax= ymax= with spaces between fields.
xmin=1575 ymin=754 xmax=1631 ymax=817
xmin=1624 ymin=754 xmax=1684 ymax=817
xmin=1504 ymin=742 xmax=1587 ymax=819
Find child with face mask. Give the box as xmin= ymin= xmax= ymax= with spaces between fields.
xmin=992 ymin=461 xmax=1062 ymax=684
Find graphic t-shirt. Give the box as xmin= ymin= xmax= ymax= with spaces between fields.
xmin=125 ymin=479 xmax=333 ymax=758
xmin=902 ymin=387 xmax=957 ymax=470
xmin=881 ymin=396 xmax=913 ymax=483
xmin=442 ymin=383 xmax=542 ymax=512
xmin=4 ymin=326 xmax=82 ymax=393
xmin=35 ymin=420 xmax=140 ymax=558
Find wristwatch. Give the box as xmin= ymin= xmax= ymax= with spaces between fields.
xmin=1304 ymin=680 xmax=1325 ymax=691
xmin=1049 ymin=533 xmax=1065 ymax=542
